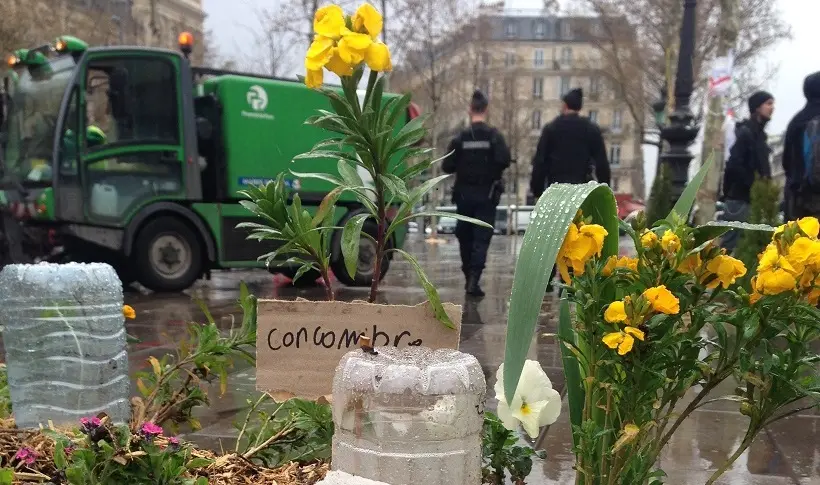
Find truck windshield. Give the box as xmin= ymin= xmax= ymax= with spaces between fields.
xmin=1 ymin=56 xmax=76 ymax=185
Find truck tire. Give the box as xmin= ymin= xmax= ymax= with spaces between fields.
xmin=133 ymin=216 xmax=203 ymax=292
xmin=331 ymin=220 xmax=390 ymax=287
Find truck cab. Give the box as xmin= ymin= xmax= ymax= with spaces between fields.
xmin=0 ymin=35 xmax=411 ymax=291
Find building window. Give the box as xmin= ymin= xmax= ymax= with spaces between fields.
xmin=561 ymin=20 xmax=572 ymax=39
xmin=590 ymin=76 xmax=601 ymax=94
xmin=589 ymin=110 xmax=598 ymax=123
xmin=505 ymin=22 xmax=518 ymax=38
xmin=534 ymin=21 xmax=546 ymax=39
xmin=561 ymin=47 xmax=573 ymax=65
xmin=505 ymin=52 xmax=516 ymax=67
xmin=612 ymin=109 xmax=623 ymax=129
xmin=533 ymin=77 xmax=544 ymax=99
xmin=559 ymin=76 xmax=571 ymax=96
xmin=532 ymin=110 xmax=542 ymax=130
xmin=609 ymin=144 xmax=622 ymax=166
xmin=534 ymin=49 xmax=544 ymax=67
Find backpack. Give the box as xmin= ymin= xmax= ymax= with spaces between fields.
xmin=802 ymin=116 xmax=820 ymax=190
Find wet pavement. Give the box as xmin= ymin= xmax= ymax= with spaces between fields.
xmin=48 ymin=235 xmax=820 ymax=483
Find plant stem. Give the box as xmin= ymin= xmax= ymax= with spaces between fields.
xmin=705 ymin=432 xmax=753 ymax=485
xmin=322 ymin=270 xmax=335 ymax=301
xmin=242 ymin=419 xmax=296 ymax=459
xmin=235 ymin=393 xmax=269 ymax=453
xmin=369 ymin=187 xmax=386 ymax=303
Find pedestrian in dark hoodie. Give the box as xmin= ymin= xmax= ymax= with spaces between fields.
xmin=530 ymin=88 xmax=610 ymax=199
xmin=782 ymin=71 xmax=820 ymax=219
xmin=530 ymin=88 xmax=610 ymax=291
xmin=720 ymin=91 xmax=774 ymax=253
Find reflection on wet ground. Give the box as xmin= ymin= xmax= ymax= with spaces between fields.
xmin=16 ymin=234 xmax=820 ymax=484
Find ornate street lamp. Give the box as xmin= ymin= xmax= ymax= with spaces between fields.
xmin=658 ymin=0 xmax=700 ymax=205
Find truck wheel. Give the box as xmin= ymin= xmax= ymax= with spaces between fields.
xmin=133 ymin=217 xmax=203 ymax=292
xmin=331 ymin=220 xmax=390 ymax=287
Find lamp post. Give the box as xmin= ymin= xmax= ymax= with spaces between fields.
xmin=657 ymin=0 xmax=700 ymax=205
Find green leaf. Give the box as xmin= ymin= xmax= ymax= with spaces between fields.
xmin=392 ymin=248 xmax=455 ymax=329
xmin=379 ymin=174 xmax=409 ymax=202
xmin=54 ymin=439 xmax=67 ymax=469
xmin=289 ymin=171 xmax=344 ymax=187
xmin=503 ymin=182 xmax=618 ymax=402
xmin=338 ymin=159 xmax=364 ymax=187
xmin=385 ymin=93 xmax=412 ymax=129
xmin=186 ymin=457 xmax=214 ymax=469
xmin=670 ymin=153 xmax=713 ymax=220
xmin=0 ymin=469 xmax=11 ymax=485
xmin=313 ymin=187 xmax=343 ymax=226
xmin=341 ymin=214 xmax=371 ymax=278
xmin=293 ymin=263 xmax=318 ymax=284
xmin=558 ymin=298 xmax=583 ymax=447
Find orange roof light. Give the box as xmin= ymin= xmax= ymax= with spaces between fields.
xmin=55 ymin=39 xmax=67 ymax=52
xmin=179 ymin=32 xmax=194 ymax=49
xmin=6 ymin=55 xmax=19 ymax=67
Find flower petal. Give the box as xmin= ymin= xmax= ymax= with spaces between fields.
xmin=623 ymin=326 xmax=645 ymax=341
xmin=537 ymin=388 xmax=562 ymax=427
xmin=353 ymin=2 xmax=384 ymax=39
xmin=313 ymin=5 xmax=346 ymax=39
xmin=617 ymin=334 xmax=635 ymax=355
xmin=325 ymin=49 xmax=354 ymax=76
xmin=305 ymin=36 xmax=335 ymax=70
xmin=365 ymin=42 xmax=392 ymax=72
xmin=602 ymin=332 xmax=623 ymax=350
xmin=497 ymin=396 xmax=520 ymax=432
xmin=604 ymin=300 xmax=627 ymax=323
xmin=305 ymin=69 xmax=323 ymax=89
xmin=512 ymin=399 xmax=547 ymax=438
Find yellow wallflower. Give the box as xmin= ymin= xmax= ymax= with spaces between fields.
xmin=704 ymin=255 xmax=747 ymax=289
xmin=123 ymin=305 xmax=136 ymax=320
xmin=677 ymin=253 xmax=702 ymax=275
xmin=604 ymin=300 xmax=628 ymax=323
xmin=785 ymin=236 xmax=820 ymax=274
xmin=604 ymin=255 xmax=639 ymax=276
xmin=602 ymin=327 xmax=645 ymax=355
xmin=642 ymin=285 xmax=680 ymax=315
xmin=304 ymin=3 xmax=392 ymax=87
xmin=353 ymin=2 xmax=383 ymax=39
xmin=797 ymin=217 xmax=820 ymax=238
xmin=661 ymin=230 xmax=681 ymax=253
xmin=313 ymin=5 xmax=346 ymax=39
xmin=755 ymin=245 xmax=798 ymax=295
xmin=602 ymin=256 xmax=617 ymax=276
xmin=641 ymin=230 xmax=659 ymax=248
xmin=556 ymin=223 xmax=608 ymax=283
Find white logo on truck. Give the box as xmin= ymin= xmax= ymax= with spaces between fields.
xmin=242 ymin=85 xmax=274 ymax=120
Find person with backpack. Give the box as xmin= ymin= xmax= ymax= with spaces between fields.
xmin=719 ymin=91 xmax=774 ymax=253
xmin=782 ymin=71 xmax=820 ymax=219
xmin=442 ymin=90 xmax=512 ymax=297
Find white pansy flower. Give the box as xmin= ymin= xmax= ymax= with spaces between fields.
xmin=495 ymin=360 xmax=562 ymax=439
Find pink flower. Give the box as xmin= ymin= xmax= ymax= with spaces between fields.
xmin=80 ymin=417 xmax=102 ymax=432
xmin=140 ymin=422 xmax=163 ymax=440
xmin=14 ymin=447 xmax=37 ymax=465
xmin=168 ymin=437 xmax=180 ymax=446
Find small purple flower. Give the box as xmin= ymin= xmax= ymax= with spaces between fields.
xmin=64 ymin=445 xmax=75 ymax=455
xmin=140 ymin=422 xmax=163 ymax=441
xmin=14 ymin=447 xmax=37 ymax=466
xmin=168 ymin=436 xmax=180 ymax=450
xmin=80 ymin=417 xmax=102 ymax=433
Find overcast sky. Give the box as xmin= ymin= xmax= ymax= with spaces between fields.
xmin=204 ymin=0 xmax=820 ymax=196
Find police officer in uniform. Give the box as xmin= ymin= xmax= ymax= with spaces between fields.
xmin=443 ymin=90 xmax=511 ymax=297
xmin=529 ymin=88 xmax=609 ymax=291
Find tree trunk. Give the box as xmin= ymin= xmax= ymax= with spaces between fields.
xmin=695 ymin=0 xmax=738 ymax=225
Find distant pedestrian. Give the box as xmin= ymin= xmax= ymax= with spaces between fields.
xmin=720 ymin=91 xmax=774 ymax=253
xmin=442 ymin=90 xmax=511 ymax=297
xmin=529 ymin=88 xmax=610 ymax=198
xmin=782 ymin=71 xmax=820 ymax=219
xmin=529 ymin=87 xmax=610 ymax=291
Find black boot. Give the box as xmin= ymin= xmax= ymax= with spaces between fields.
xmin=466 ymin=272 xmax=485 ymax=297
xmin=462 ymin=268 xmax=469 ymax=290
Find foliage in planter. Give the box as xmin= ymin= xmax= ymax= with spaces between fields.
xmin=132 ymin=283 xmax=257 ymax=432
xmin=734 ymin=176 xmax=781 ymax=288
xmin=481 ymin=413 xmax=543 ymax=485
xmin=234 ymin=393 xmax=334 ymax=468
xmin=502 ymin=157 xmax=820 ymax=484
xmin=237 ymin=2 xmax=490 ymax=326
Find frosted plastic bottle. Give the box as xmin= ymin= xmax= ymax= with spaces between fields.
xmin=0 ymin=263 xmax=130 ymax=428
xmin=332 ymin=346 xmax=486 ymax=485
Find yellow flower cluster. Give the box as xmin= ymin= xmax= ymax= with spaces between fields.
xmin=556 ymin=220 xmax=608 ymax=283
xmin=602 ymin=255 xmax=639 ymax=277
xmin=305 ymin=3 xmax=392 ymax=88
xmin=602 ymin=286 xmax=680 ymax=356
xmin=674 ymin=241 xmax=746 ymax=290
xmin=752 ymin=217 xmax=820 ymax=303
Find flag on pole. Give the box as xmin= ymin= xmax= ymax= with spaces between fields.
xmin=709 ymin=50 xmax=735 ymax=97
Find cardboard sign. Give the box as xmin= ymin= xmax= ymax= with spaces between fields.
xmin=256 ymin=299 xmax=462 ymax=400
